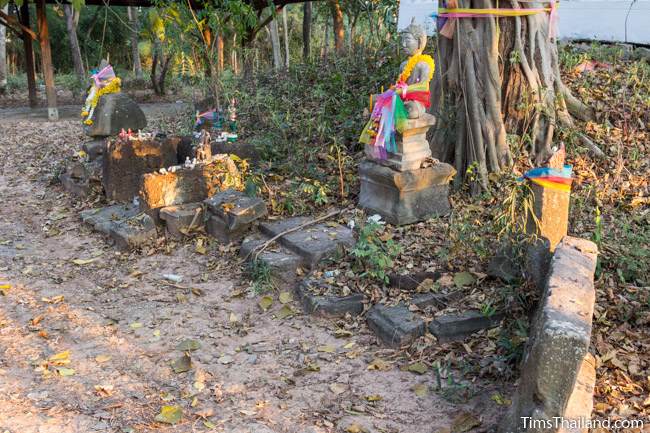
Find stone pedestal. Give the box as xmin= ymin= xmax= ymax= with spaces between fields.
xmin=358 ymin=160 xmax=455 ymax=226
xmin=526 ymin=182 xmax=571 ymax=289
xmin=365 ymin=113 xmax=435 ymax=172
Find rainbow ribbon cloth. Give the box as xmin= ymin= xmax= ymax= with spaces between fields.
xmin=521 ymin=164 xmax=573 ymax=192
xmin=434 ymin=1 xmax=559 ymax=39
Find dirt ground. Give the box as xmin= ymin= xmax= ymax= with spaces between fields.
xmin=0 ymin=111 xmax=508 ymax=433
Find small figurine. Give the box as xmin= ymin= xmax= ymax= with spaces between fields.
xmin=359 ymin=19 xmax=435 ymax=159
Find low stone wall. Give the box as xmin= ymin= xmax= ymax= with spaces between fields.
xmin=499 ymin=236 xmax=598 ymax=433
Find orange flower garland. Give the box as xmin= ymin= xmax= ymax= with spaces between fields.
xmin=398 ymin=53 xmax=436 ymax=84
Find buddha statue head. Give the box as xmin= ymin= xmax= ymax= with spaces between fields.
xmin=400 ymin=18 xmax=427 ymax=57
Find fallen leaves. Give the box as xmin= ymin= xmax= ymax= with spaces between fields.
xmin=406 ymin=362 xmax=428 ymax=375
xmin=259 ymin=295 xmax=273 ymax=311
xmin=413 ymin=383 xmax=428 ymax=397
xmin=329 ymin=383 xmax=348 ymax=395
xmin=367 ymin=358 xmax=391 ymax=371
xmin=95 ymin=354 xmax=112 ymax=363
xmin=155 ymin=405 xmax=182 ymax=425
xmin=453 ymin=272 xmax=475 ymax=288
xmin=176 ymin=339 xmax=201 ymax=351
xmin=171 ymin=354 xmax=192 ymax=373
xmin=451 ymin=412 xmax=481 ymax=433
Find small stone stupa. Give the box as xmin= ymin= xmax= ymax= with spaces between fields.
xmin=358 ymin=20 xmax=455 ymax=225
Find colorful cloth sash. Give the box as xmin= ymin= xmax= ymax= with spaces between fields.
xmin=521 ymin=164 xmax=573 ymax=192
xmin=91 ymin=65 xmax=116 ymax=88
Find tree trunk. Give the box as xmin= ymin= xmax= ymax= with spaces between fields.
xmin=282 ymin=6 xmax=289 ymax=68
xmin=63 ymin=4 xmax=85 ymax=80
xmin=217 ymin=33 xmax=224 ymax=72
xmin=127 ymin=6 xmax=143 ymax=79
xmin=322 ymin=19 xmax=329 ymax=59
xmin=302 ymin=2 xmax=311 ymax=61
xmin=269 ymin=16 xmax=282 ymax=70
xmin=430 ymin=0 xmax=592 ymax=191
xmin=329 ymin=0 xmax=344 ymax=54
xmin=0 ymin=5 xmax=7 ymax=93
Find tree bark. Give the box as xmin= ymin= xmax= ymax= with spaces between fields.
xmin=329 ymin=0 xmax=344 ymax=54
xmin=269 ymin=16 xmax=282 ymax=70
xmin=0 ymin=6 xmax=7 ymax=93
xmin=217 ymin=33 xmax=224 ymax=72
xmin=430 ymin=0 xmax=591 ymax=190
xmin=127 ymin=6 xmax=143 ymax=79
xmin=64 ymin=4 xmax=84 ymax=80
xmin=302 ymin=2 xmax=311 ymax=61
xmin=282 ymin=6 xmax=289 ymax=68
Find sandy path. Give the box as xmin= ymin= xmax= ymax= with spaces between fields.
xmin=0 ymin=115 xmax=505 ymax=433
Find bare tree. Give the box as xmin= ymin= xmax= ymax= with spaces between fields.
xmin=430 ymin=1 xmax=593 ymax=190
xmin=127 ymin=6 xmax=143 ymax=79
xmin=329 ymin=0 xmax=344 ymax=54
xmin=282 ymin=6 xmax=289 ymax=68
xmin=302 ymin=2 xmax=311 ymax=60
xmin=269 ymin=15 xmax=282 ymax=70
xmin=64 ymin=4 xmax=85 ymax=80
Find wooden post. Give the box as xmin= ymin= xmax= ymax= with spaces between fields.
xmin=19 ymin=3 xmax=37 ymax=108
xmin=36 ymin=0 xmax=58 ymax=121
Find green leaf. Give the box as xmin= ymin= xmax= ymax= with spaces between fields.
xmin=176 ymin=339 xmax=201 ymax=351
xmin=155 ymin=405 xmax=182 ymax=425
xmin=259 ymin=295 xmax=273 ymax=311
xmin=407 ymin=362 xmax=428 ymax=375
xmin=171 ymin=354 xmax=192 ymax=373
xmin=453 ymin=271 xmax=475 ymax=287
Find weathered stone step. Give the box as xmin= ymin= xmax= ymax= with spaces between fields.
xmin=366 ymin=304 xmax=426 ymax=347
xmin=160 ymin=203 xmax=205 ymax=239
xmin=429 ymin=311 xmax=504 ymax=342
xmin=204 ymin=189 xmax=267 ymax=243
xmin=109 ymin=213 xmax=158 ymax=251
xmin=80 ymin=204 xmax=140 ymax=235
xmin=259 ymin=217 xmax=354 ymax=268
xmin=294 ymin=279 xmax=365 ymax=317
xmin=240 ymin=233 xmax=303 ymax=285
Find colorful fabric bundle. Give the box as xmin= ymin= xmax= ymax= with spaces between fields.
xmin=399 ymin=81 xmax=431 ymax=109
xmin=195 ymin=109 xmax=223 ymax=128
xmin=359 ymin=89 xmax=409 ymax=159
xmin=522 ymin=164 xmax=573 ymax=192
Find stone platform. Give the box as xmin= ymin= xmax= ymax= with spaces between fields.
xmin=358 ymin=160 xmax=456 ymax=225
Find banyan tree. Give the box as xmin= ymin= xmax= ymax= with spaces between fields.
xmin=428 ymin=0 xmax=594 ymax=190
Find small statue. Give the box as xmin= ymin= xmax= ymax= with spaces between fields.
xmin=398 ymin=19 xmax=434 ymax=119
xmin=360 ymin=19 xmax=435 ymax=159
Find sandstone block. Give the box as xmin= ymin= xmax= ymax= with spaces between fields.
xmin=204 ymin=189 xmax=267 ymax=231
xmin=358 ymin=160 xmax=455 ymax=225
xmin=366 ymin=304 xmax=425 ymax=347
xmin=86 ymin=93 xmax=147 ymax=137
xmin=206 ymin=214 xmax=248 ymax=243
xmin=82 ymin=139 xmax=107 ymax=161
xmin=259 ymin=218 xmax=354 ymax=268
xmin=103 ymin=137 xmax=178 ymax=202
xmin=80 ymin=203 xmax=140 ymax=235
xmin=240 ymin=234 xmax=303 ymax=284
xmin=429 ymin=311 xmax=504 ymax=342
xmin=160 ymin=203 xmax=204 ymax=238
xmin=109 ymin=213 xmax=157 ymax=251
xmin=295 ymin=279 xmax=365 ymax=317
xmin=139 ymin=156 xmax=240 ymax=212
xmin=499 ymin=236 xmax=598 ymax=433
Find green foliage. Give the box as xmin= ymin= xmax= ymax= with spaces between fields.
xmin=350 ymin=216 xmax=401 ymax=284
xmin=248 ymin=258 xmax=275 ymax=294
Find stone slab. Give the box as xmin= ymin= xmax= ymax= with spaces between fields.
xmin=366 ymin=304 xmax=426 ymax=347
xmin=240 ymin=234 xmax=303 ymax=284
xmin=139 ymin=157 xmax=238 ymax=212
xmin=358 ymin=160 xmax=455 ymax=226
xmin=559 ymin=353 xmax=596 ymax=433
xmin=206 ymin=214 xmax=248 ymax=244
xmin=82 ymin=139 xmax=107 ymax=161
xmin=388 ymin=271 xmax=441 ymax=290
xmin=59 ymin=172 xmax=90 ymax=198
xmin=295 ymin=280 xmax=365 ymax=317
xmin=429 ymin=311 xmax=505 ymax=342
xmin=109 ymin=213 xmax=157 ymax=251
xmin=103 ymin=137 xmax=178 ymax=202
xmin=411 ymin=290 xmax=464 ymax=310
xmin=259 ymin=218 xmax=354 ymax=268
xmin=80 ymin=204 xmax=140 ymax=235
xmin=204 ymin=189 xmax=267 ymax=231
xmin=498 ymin=236 xmax=598 ymax=433
xmin=160 ymin=203 xmax=204 ymax=238
xmin=86 ymin=93 xmax=147 ymax=137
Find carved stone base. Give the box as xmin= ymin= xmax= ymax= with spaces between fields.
xmin=358 ymin=160 xmax=455 ymax=226
xmin=365 ymin=113 xmax=436 ymax=172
